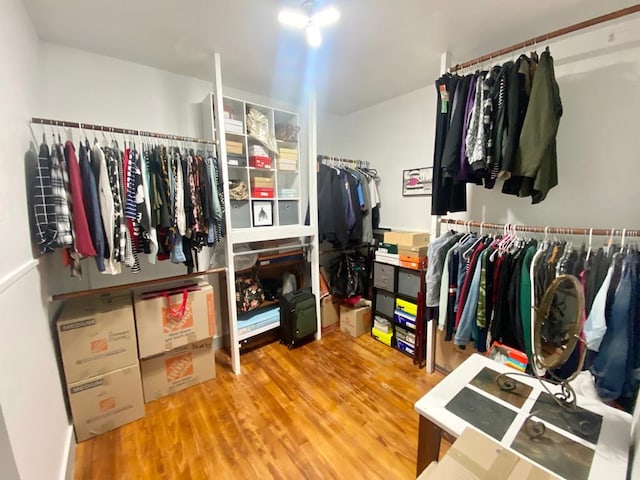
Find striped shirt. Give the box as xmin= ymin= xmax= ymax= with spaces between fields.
xmin=50 ymin=144 xmax=74 ymax=247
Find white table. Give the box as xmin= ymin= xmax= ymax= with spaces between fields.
xmin=414 ymin=354 xmax=632 ymax=479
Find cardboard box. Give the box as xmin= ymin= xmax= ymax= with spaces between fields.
xmin=321 ymin=295 xmax=340 ymax=332
xmin=383 ymin=231 xmax=429 ymax=247
xmin=340 ymin=299 xmax=372 ymax=337
xmin=251 ymin=187 xmax=274 ymax=198
xmin=133 ymin=280 xmax=216 ymax=359
xmin=57 ymin=294 xmax=138 ymax=384
xmin=399 ymin=254 xmax=424 ymax=270
xmin=398 ymin=244 xmax=428 ymax=257
xmin=226 ymin=140 xmax=244 ymax=155
xmin=68 ymin=363 xmax=144 ymax=442
xmin=377 ymin=242 xmax=398 ymax=254
xmin=420 ymin=428 xmax=554 ymax=479
xmin=140 ymin=338 xmax=216 ymax=403
xmin=249 ymin=156 xmax=272 ymax=168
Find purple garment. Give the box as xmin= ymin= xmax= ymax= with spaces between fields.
xmin=458 ymin=73 xmax=477 ymax=181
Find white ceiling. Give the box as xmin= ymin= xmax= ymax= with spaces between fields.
xmin=23 ymin=0 xmax=637 ymax=114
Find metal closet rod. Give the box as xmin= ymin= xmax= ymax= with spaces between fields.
xmin=440 ymin=218 xmax=640 ymax=237
xmin=31 ymin=116 xmax=217 ymax=146
xmin=318 ymin=154 xmax=370 ymax=168
xmin=449 ymin=4 xmax=640 ymax=72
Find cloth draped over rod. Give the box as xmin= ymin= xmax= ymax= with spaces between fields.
xmin=318 ymin=154 xmax=370 ymax=169
xmin=440 ymin=218 xmax=640 ymax=237
xmin=31 ymin=117 xmax=217 ymax=145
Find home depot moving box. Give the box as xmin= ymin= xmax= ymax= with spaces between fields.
xmin=134 ymin=280 xmax=216 ymax=359
xmin=140 ymin=338 xmax=216 ymax=402
xmin=68 ymin=364 xmax=144 ymax=442
xmin=340 ymin=299 xmax=372 ymax=337
xmin=57 ymin=293 xmax=138 ymax=384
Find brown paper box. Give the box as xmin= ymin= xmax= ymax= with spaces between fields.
xmin=398 ymin=244 xmax=429 ymax=257
xmin=140 ymin=338 xmax=216 ymax=403
xmin=133 ymin=280 xmax=216 ymax=359
xmin=68 ymin=363 xmax=144 ymax=442
xmin=383 ymin=231 xmax=430 ymax=247
xmin=420 ymin=428 xmax=555 ymax=479
xmin=321 ymin=295 xmax=340 ymax=331
xmin=340 ymin=300 xmax=372 ymax=337
xmin=57 ymin=294 xmax=138 ymax=384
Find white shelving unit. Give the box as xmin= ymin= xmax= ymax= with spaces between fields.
xmin=205 ymin=53 xmax=320 ymax=374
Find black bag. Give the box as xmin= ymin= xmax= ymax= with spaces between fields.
xmin=279 ymin=288 xmax=317 ymax=349
xmin=329 ymin=252 xmax=370 ymax=298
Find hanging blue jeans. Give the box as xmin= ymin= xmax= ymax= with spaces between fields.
xmin=592 ymin=257 xmax=634 ymax=401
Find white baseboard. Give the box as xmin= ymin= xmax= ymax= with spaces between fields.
xmin=61 ymin=426 xmax=75 ymax=480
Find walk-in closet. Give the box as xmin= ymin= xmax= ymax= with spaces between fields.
xmin=3 ymin=1 xmax=640 ymax=479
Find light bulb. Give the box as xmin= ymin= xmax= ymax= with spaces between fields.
xmin=278 ymin=9 xmax=308 ymax=28
xmin=306 ymin=24 xmax=322 ymax=47
xmin=312 ymin=6 xmax=340 ymax=27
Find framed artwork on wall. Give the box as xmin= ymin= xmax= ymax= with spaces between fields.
xmin=402 ymin=168 xmax=432 ymax=196
xmin=252 ymin=200 xmax=273 ymax=227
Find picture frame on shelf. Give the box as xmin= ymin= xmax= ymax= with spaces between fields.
xmin=252 ymin=200 xmax=273 ymax=227
xmin=402 ymin=167 xmax=432 ymax=196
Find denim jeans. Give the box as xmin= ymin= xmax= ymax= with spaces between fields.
xmin=592 ymin=257 xmax=635 ymax=401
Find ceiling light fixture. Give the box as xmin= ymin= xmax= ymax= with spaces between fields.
xmin=278 ymin=1 xmax=340 ymax=48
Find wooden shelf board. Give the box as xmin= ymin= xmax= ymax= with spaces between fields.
xmin=50 ymin=267 xmax=226 ymax=302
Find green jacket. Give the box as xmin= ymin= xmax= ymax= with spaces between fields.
xmin=513 ymin=48 xmax=562 ymax=204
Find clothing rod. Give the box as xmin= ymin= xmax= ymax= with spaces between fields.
xmin=50 ymin=267 xmax=226 ymax=302
xmin=233 ymin=246 xmax=307 ymax=257
xmin=440 ymin=218 xmax=640 ymax=237
xmin=318 ymin=155 xmax=369 ymax=168
xmin=30 ymin=116 xmax=217 ymax=146
xmin=449 ymin=5 xmax=640 ymax=72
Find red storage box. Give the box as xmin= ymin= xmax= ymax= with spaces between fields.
xmin=249 ymin=155 xmax=272 ymax=168
xmin=251 ymin=187 xmax=274 ymax=198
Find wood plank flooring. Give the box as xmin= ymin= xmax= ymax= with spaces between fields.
xmin=73 ymin=330 xmax=445 ymax=480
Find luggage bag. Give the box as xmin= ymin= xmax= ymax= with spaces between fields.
xmin=279 ymin=288 xmax=317 ymax=349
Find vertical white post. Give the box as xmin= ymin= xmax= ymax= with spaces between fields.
xmin=307 ymin=89 xmax=322 ymax=339
xmin=212 ymin=52 xmax=241 ymax=374
xmin=425 ymin=51 xmax=451 ymax=374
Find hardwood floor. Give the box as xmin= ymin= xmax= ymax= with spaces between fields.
xmin=73 ymin=330 xmax=445 ymax=480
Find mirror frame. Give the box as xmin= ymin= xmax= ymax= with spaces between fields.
xmin=533 ymin=274 xmax=585 ymax=370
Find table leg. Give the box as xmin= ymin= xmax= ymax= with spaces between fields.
xmin=416 ymin=415 xmax=441 ymax=477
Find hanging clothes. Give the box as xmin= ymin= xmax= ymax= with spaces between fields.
xmin=431 ymin=74 xmax=467 ymax=215
xmin=31 ymin=141 xmax=57 ymax=253
xmin=28 ymin=134 xmax=225 ymax=277
xmin=315 ymin=160 xmax=378 ymax=248
xmin=431 ymin=49 xmax=561 ymax=208
xmin=503 ymin=48 xmax=562 ymax=203
xmin=78 ymin=141 xmax=105 ymax=271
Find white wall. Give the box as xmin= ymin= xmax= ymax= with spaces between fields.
xmin=321 ymin=16 xmax=640 ymax=234
xmin=0 ymin=2 xmax=71 ymax=480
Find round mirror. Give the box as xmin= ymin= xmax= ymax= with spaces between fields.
xmin=533 ymin=275 xmax=584 ymax=371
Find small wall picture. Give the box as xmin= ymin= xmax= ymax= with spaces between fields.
xmin=402 ymin=167 xmax=432 ymax=196
xmin=252 ymin=200 xmax=273 ymax=227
